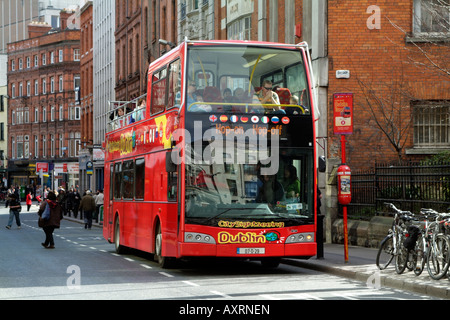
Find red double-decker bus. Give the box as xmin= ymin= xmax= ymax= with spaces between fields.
xmin=103 ymin=40 xmax=321 ymax=268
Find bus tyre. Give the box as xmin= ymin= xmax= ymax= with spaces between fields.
xmin=114 ymin=218 xmax=126 ymax=254
xmin=155 ymin=224 xmax=174 ymax=268
xmin=261 ymin=258 xmax=281 ymax=268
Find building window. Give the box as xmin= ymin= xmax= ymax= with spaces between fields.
xmin=42 ymin=135 xmax=47 ymax=158
xmin=27 ymin=81 xmax=31 ymax=97
xmin=11 ymin=60 xmax=15 ymax=71
xmin=59 ymin=134 xmax=64 ymax=157
xmin=413 ymin=0 xmax=450 ymax=34
xmin=19 ymin=83 xmax=23 ymax=97
xmin=17 ymin=136 xmax=23 ymax=158
xmin=70 ymin=106 xmax=81 ymax=120
xmin=34 ymin=55 xmax=38 ymax=67
xmin=19 ymin=58 xmax=23 ymax=70
xmin=26 ymin=57 xmax=31 ymax=69
xmin=413 ymin=100 xmax=450 ymax=148
xmin=35 ymin=108 xmax=39 ymax=123
xmin=11 ymin=137 xmax=15 ymax=159
xmin=24 ymin=108 xmax=29 ymax=123
xmin=59 ymin=76 xmax=64 ymax=92
xmin=59 ymin=49 xmax=63 ymax=62
xmin=43 ymin=107 xmax=47 ymax=122
xmin=50 ymin=52 xmax=55 ymax=64
xmin=35 ymin=80 xmax=39 ymax=96
xmin=69 ymin=132 xmax=81 ymax=157
xmin=11 ymin=84 xmax=15 ymax=98
xmin=74 ymin=49 xmax=80 ymax=61
xmin=59 ymin=105 xmax=64 ymax=121
xmin=51 ymin=77 xmax=55 ymax=93
xmin=227 ymin=16 xmax=252 ymax=40
xmin=42 ymin=79 xmax=47 ymax=94
xmin=34 ymin=135 xmax=39 ymax=158
xmin=42 ymin=53 xmax=46 ymax=66
xmin=51 ymin=106 xmax=55 ymax=122
xmin=50 ymin=134 xmax=55 ymax=157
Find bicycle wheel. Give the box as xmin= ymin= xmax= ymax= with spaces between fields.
xmin=427 ymin=234 xmax=450 ymax=280
xmin=395 ymin=234 xmax=409 ymax=274
xmin=376 ymin=234 xmax=394 ymax=270
xmin=414 ymin=233 xmax=426 ymax=276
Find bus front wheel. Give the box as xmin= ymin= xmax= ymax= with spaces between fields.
xmin=155 ymin=224 xmax=174 ymax=268
xmin=114 ymin=218 xmax=126 ymax=254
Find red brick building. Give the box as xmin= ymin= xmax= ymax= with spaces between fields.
xmin=115 ymin=0 xmax=146 ymax=101
xmin=80 ymin=1 xmax=94 ymax=149
xmin=7 ymin=10 xmax=81 ymax=189
xmin=327 ymin=0 xmax=450 ymax=170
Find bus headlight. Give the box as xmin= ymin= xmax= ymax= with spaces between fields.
xmin=285 ymin=232 xmax=314 ymax=244
xmin=185 ymin=232 xmax=216 ymax=244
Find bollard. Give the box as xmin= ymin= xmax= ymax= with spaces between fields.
xmin=317 ymin=214 xmax=325 ymax=259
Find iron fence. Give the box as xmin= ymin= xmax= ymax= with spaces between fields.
xmin=344 ymin=161 xmax=450 ymax=220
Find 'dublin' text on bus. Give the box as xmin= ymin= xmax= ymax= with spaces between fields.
xmin=103 ymin=40 xmax=322 ymax=268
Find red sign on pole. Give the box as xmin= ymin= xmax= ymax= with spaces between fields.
xmin=333 ymin=93 xmax=353 ymax=135
xmin=36 ymin=162 xmax=49 ymax=173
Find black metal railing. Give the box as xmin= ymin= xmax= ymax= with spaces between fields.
xmin=344 ymin=161 xmax=450 ymax=220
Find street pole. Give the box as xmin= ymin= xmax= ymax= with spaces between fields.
xmin=341 ymin=135 xmax=349 ymax=263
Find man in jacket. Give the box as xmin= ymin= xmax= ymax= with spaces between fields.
xmin=79 ymin=190 xmax=96 ymax=229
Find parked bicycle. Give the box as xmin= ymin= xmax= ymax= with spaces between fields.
xmin=376 ymin=203 xmax=416 ymax=273
xmin=410 ymin=208 xmax=435 ymax=276
xmin=424 ymin=210 xmax=450 ymax=280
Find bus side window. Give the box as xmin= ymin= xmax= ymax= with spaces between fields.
xmin=151 ymin=68 xmax=167 ymax=115
xmin=109 ymin=163 xmax=114 ymax=201
xmin=168 ymin=171 xmax=178 ymax=201
xmin=167 ymin=59 xmax=181 ymax=109
xmin=135 ymin=158 xmax=145 ymax=200
xmin=122 ymin=160 xmax=134 ymax=200
xmin=114 ymin=162 xmax=122 ymax=200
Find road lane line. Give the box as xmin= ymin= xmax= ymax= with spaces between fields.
xmin=159 ymin=272 xmax=174 ymax=278
xmin=183 ymin=281 xmax=199 ymax=287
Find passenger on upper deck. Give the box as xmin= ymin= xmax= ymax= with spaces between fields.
xmin=257 ymin=80 xmax=285 ymax=114
xmin=187 ymin=80 xmax=198 ymax=107
xmin=257 ymin=80 xmax=280 ymax=105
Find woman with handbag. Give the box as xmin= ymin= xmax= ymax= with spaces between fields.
xmin=38 ymin=191 xmax=63 ymax=249
xmin=5 ymin=193 xmax=21 ymax=230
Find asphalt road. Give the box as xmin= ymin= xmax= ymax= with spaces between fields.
xmin=0 ymin=212 xmax=437 ymax=302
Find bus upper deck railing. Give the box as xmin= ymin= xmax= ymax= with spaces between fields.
xmin=106 ymin=94 xmax=147 ymax=133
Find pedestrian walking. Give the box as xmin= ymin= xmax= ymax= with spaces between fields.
xmin=26 ymin=191 xmax=33 ymax=212
xmin=79 ymin=190 xmax=96 ymax=229
xmin=94 ymin=189 xmax=104 ymax=223
xmin=37 ymin=191 xmax=63 ymax=249
xmin=72 ymin=188 xmax=82 ymax=219
xmin=5 ymin=194 xmax=21 ymax=229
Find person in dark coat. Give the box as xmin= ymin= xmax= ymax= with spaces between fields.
xmin=79 ymin=190 xmax=96 ymax=229
xmin=38 ymin=191 xmax=63 ymax=249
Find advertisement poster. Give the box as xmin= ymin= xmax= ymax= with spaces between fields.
xmin=333 ymin=93 xmax=353 ymax=135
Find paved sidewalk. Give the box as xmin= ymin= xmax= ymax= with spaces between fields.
xmin=283 ymin=243 xmax=450 ymax=299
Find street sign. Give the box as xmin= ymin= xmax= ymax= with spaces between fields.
xmin=333 ymin=93 xmax=353 ymax=135
xmin=36 ymin=162 xmax=49 ymax=173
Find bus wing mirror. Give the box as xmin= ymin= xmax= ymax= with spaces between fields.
xmin=318 ymin=156 xmax=326 ymax=173
xmin=166 ymin=151 xmax=177 ymax=172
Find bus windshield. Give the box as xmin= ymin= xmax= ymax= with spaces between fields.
xmin=185 ymin=144 xmax=314 ymax=227
xmin=186 ymin=45 xmax=310 ymax=115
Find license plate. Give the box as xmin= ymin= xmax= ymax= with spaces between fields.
xmin=237 ymin=248 xmax=265 ymax=255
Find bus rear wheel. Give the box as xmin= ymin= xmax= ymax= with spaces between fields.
xmin=155 ymin=224 xmax=175 ymax=268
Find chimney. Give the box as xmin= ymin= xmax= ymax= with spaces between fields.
xmin=60 ymin=9 xmax=73 ymax=30
xmin=28 ymin=21 xmax=52 ymax=38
